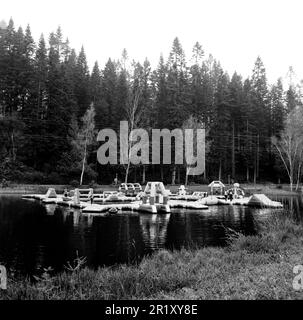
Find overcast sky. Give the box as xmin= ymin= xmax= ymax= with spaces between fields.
xmin=1 ymin=0 xmax=303 ymax=85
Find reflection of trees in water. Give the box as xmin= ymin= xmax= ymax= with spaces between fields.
xmin=116 ymin=215 xmax=131 ymax=262
xmin=3 ymin=195 xmax=303 ymax=276
xmin=47 ymin=197 xmax=303 ymax=271
xmin=270 ymin=195 xmax=303 ymax=222
xmin=61 ymin=210 xmax=93 ymax=267
xmin=72 ymin=211 xmax=80 ymax=226
xmin=51 ymin=211 xmax=145 ymax=268
xmin=87 ymin=214 xmax=93 ymax=227
xmin=166 ymin=211 xmax=216 ymax=248
xmin=139 ymin=214 xmax=171 ymax=249
xmin=54 ymin=207 xmax=68 ymax=223
xmin=285 ymin=196 xmax=302 ymax=221
xmin=91 ymin=214 xmax=144 ymax=266
xmin=0 ymin=199 xmax=79 ymax=276
xmin=166 ymin=206 xmax=258 ymax=249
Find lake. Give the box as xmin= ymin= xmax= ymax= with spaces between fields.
xmin=0 ymin=194 xmax=299 ymax=277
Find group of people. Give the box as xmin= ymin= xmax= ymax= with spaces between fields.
xmin=224 ymin=183 xmax=245 ymax=201
xmin=224 ymin=190 xmax=234 ymax=201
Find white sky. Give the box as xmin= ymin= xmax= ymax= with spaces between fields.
xmin=1 ymin=0 xmax=303 ymax=85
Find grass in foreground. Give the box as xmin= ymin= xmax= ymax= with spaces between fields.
xmin=1 ymin=212 xmax=303 ymax=300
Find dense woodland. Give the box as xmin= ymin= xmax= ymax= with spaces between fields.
xmin=0 ymin=18 xmax=302 ymax=186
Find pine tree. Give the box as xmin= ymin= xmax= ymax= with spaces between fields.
xmin=97 ymin=58 xmax=119 ymax=130
xmin=75 ymin=46 xmax=90 ymax=119
xmin=189 ymin=42 xmax=205 ymax=119
xmin=152 ymin=54 xmax=168 ymax=128
xmin=242 ymin=78 xmax=255 ymax=181
xmin=271 ymin=78 xmax=286 ymax=137
xmin=166 ymin=38 xmax=191 ymax=183
xmin=89 ymin=61 xmax=102 ymax=131
xmin=208 ymin=70 xmax=231 ymax=180
xmin=115 ymin=68 xmax=129 ymax=125
xmin=24 ymin=25 xmax=35 ymax=58
xmin=250 ymin=56 xmax=271 ymax=180
xmin=140 ymin=58 xmax=152 ymax=127
xmin=228 ymin=72 xmax=246 ymax=179
xmin=166 ymin=37 xmax=190 ymax=129
xmin=0 ymin=19 xmax=17 ymax=115
xmin=286 ymin=86 xmax=296 ymax=112
xmin=20 ymin=33 xmax=47 ymax=169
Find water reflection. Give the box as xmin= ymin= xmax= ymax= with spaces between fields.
xmin=45 ymin=204 xmax=56 ymax=215
xmin=139 ymin=214 xmax=170 ymax=249
xmin=270 ymin=195 xmax=303 ymax=222
xmin=0 ymin=194 xmax=302 ymax=276
xmin=166 ymin=205 xmax=257 ymax=249
xmin=72 ymin=210 xmax=80 ymax=226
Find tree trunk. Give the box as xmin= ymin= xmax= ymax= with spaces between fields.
xmin=124 ymin=164 xmax=130 ymax=184
xmin=232 ymin=121 xmax=235 ymax=179
xmin=171 ymin=166 xmax=176 ymax=185
xmin=185 ymin=167 xmax=189 ymax=185
xmin=11 ymin=131 xmax=16 ymax=162
xmin=80 ymin=135 xmax=88 ymax=186
xmin=290 ymin=178 xmax=293 ymax=192
xmin=142 ymin=165 xmax=146 ymax=184
xmin=124 ymin=131 xmax=132 ymax=184
xmin=204 ymin=161 xmax=207 ymax=180
xmin=124 ymin=128 xmax=133 ymax=184
xmin=256 ymin=135 xmax=259 ymax=179
xmin=296 ymin=161 xmax=302 ymax=191
xmin=246 ymin=120 xmax=250 ymax=183
xmin=80 ymin=151 xmax=86 ymax=186
xmin=289 ymin=166 xmax=293 ymax=191
xmin=37 ymin=81 xmax=41 ymax=118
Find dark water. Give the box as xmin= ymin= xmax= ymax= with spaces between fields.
xmin=0 ymin=194 xmax=299 ymax=277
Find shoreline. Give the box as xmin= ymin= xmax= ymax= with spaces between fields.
xmin=0 ymin=183 xmax=299 ymax=196
xmin=1 ymin=211 xmax=303 ymax=300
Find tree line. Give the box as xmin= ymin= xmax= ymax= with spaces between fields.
xmin=0 ymin=18 xmax=302 ymax=186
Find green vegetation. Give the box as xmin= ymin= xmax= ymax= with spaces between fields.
xmin=1 ymin=211 xmax=303 ymax=300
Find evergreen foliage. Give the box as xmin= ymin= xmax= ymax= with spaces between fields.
xmin=0 ymin=19 xmax=302 ymax=184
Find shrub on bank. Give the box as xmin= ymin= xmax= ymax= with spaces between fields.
xmin=22 ymin=171 xmax=47 ymax=183
xmin=69 ymin=180 xmax=79 ymax=188
xmin=229 ymin=234 xmax=280 ymax=254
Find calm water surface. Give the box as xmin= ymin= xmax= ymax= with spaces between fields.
xmin=0 ymin=194 xmax=300 ymax=276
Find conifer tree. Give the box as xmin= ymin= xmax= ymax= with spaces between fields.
xmin=75 ymin=46 xmax=90 ymax=119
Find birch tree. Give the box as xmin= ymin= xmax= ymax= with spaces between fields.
xmin=123 ymin=78 xmax=142 ymax=183
xmin=72 ymin=103 xmax=96 ymax=185
xmin=272 ymin=106 xmax=303 ymax=191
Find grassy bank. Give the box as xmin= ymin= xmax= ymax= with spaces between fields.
xmin=1 ymin=211 xmax=303 ymax=300
xmin=0 ymin=184 xmax=107 ymax=194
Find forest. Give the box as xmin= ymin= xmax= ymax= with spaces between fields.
xmin=0 ymin=18 xmax=302 ymax=186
